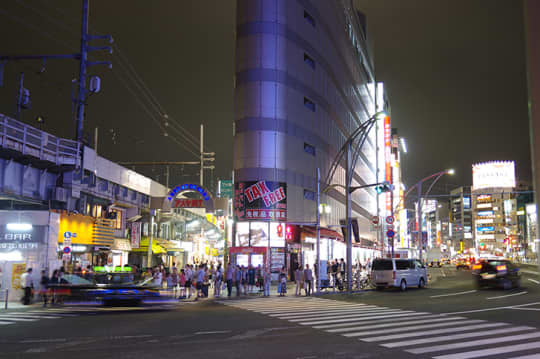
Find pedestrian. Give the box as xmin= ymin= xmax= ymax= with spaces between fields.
xmin=241 ymin=266 xmax=248 ymax=295
xmin=171 ymin=267 xmax=179 ymax=298
xmin=20 ymin=268 xmax=33 ymax=305
xmin=234 ymin=265 xmax=242 ymax=296
xmin=166 ymin=272 xmax=174 ymax=296
xmin=225 ymin=263 xmax=234 ymax=297
xmin=304 ymin=264 xmax=313 ymax=296
xmin=194 ymin=264 xmax=205 ymax=300
xmin=179 ymin=269 xmax=186 ymax=299
xmin=214 ymin=264 xmax=222 ymax=298
xmin=278 ymin=266 xmax=287 ymax=297
xmin=263 ymin=267 xmax=271 ymax=297
xmin=185 ymin=264 xmax=193 ymax=299
xmin=256 ymin=265 xmax=264 ymax=294
xmin=247 ymin=265 xmax=255 ymax=294
xmin=153 ymin=267 xmax=163 ymax=287
xmin=39 ymin=269 xmax=49 ymax=307
xmin=295 ymin=266 xmax=304 ymax=296
xmin=340 ymin=258 xmax=346 ymax=285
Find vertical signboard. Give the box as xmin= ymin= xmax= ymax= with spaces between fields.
xmin=384 ymin=116 xmax=392 ymax=213
xmin=131 ymin=222 xmax=141 ymax=249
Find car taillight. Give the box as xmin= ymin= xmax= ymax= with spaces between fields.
xmin=392 ymin=271 xmax=396 ymax=280
xmin=472 ymin=264 xmax=482 ymax=270
xmin=496 ymin=265 xmax=507 ymax=272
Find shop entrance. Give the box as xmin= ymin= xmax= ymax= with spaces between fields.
xmin=289 ymin=252 xmax=299 ymax=281
xmin=229 ymin=247 xmax=267 ymax=268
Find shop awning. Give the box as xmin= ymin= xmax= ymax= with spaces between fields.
xmin=300 ymin=226 xmax=344 ymax=240
xmin=156 ymin=240 xmax=184 ymax=255
xmin=131 ymin=237 xmax=166 ymax=254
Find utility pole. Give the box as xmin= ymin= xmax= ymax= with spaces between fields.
xmin=316 ymin=168 xmax=321 ymax=294
xmin=417 ymin=182 xmax=423 ymax=262
xmin=0 ymin=0 xmax=112 ymax=143
xmin=345 ymin=140 xmax=353 ymax=293
xmin=200 ymin=124 xmax=215 ymax=188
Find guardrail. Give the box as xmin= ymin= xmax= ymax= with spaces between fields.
xmin=0 ymin=114 xmax=81 ymax=166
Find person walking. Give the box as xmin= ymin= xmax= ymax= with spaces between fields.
xmin=20 ymin=268 xmax=33 ymax=305
xmin=225 ymin=263 xmax=234 ymax=297
xmin=179 ymin=269 xmax=186 ymax=299
xmin=185 ymin=265 xmax=193 ymax=299
xmin=195 ymin=264 xmax=205 ymax=300
xmin=214 ymin=264 xmax=222 ymax=298
xmin=39 ymin=270 xmax=49 ymax=307
xmin=295 ymin=266 xmax=304 ymax=296
xmin=339 ymin=258 xmax=346 ymax=288
xmin=304 ymin=264 xmax=313 ymax=296
xmin=234 ymin=265 xmax=242 ymax=296
xmin=171 ymin=267 xmax=179 ymax=298
xmin=278 ymin=267 xmax=287 ymax=297
xmin=247 ymin=265 xmax=255 ymax=294
xmin=263 ymin=267 xmax=271 ymax=297
xmin=241 ymin=266 xmax=248 ymax=295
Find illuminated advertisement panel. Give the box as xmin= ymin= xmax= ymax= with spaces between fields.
xmin=472 ymin=161 xmax=516 ymax=190
xmin=477 ymin=210 xmax=494 ymax=217
xmin=384 ymin=116 xmax=392 ymax=212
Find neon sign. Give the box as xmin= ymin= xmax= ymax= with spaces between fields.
xmin=167 ymin=183 xmax=211 ymax=202
xmin=384 ymin=116 xmax=392 ymax=212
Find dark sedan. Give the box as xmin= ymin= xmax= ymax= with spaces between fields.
xmin=472 ymin=259 xmax=521 ymax=290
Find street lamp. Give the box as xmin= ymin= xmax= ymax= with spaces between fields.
xmin=317 ymin=111 xmax=388 ymax=294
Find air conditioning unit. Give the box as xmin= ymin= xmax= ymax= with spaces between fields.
xmin=53 ymin=187 xmax=68 ymax=202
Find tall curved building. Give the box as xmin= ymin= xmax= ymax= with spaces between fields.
xmin=232 ymin=0 xmax=389 ymax=272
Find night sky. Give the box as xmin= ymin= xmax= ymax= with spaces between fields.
xmin=0 ymin=1 xmax=531 ymax=194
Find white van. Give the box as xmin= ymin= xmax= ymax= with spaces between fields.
xmin=371 ymin=258 xmax=427 ymax=291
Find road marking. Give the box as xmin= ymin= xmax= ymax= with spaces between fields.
xmin=271 ymin=306 xmax=383 ymax=318
xmin=529 ymin=278 xmax=540 ymax=284
xmin=442 ymin=301 xmax=540 ymax=315
xmin=433 ymin=341 xmax=540 ymax=359
xmin=382 ymin=325 xmax=536 ymax=348
xmin=507 ymin=354 xmax=540 ymax=359
xmin=314 ymin=313 xmax=445 ymax=330
xmin=195 ymin=330 xmax=231 ymax=335
xmin=20 ymin=338 xmax=67 ymax=344
xmin=0 ymin=321 xmax=14 ymax=325
xmin=298 ymin=311 xmax=422 ymax=326
xmin=511 ymin=307 xmax=540 ymax=311
xmin=327 ymin=316 xmax=465 ymax=333
xmin=0 ymin=316 xmax=39 ymax=322
xmin=408 ymin=331 xmax=540 ymax=354
xmin=430 ymin=290 xmax=477 ymax=298
xmin=361 ymin=322 xmax=508 ymax=342
xmin=343 ymin=319 xmax=485 ymax=338
xmin=286 ymin=309 xmax=404 ymax=322
xmin=487 ymin=291 xmax=528 ymax=300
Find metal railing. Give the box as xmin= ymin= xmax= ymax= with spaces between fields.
xmin=0 ymin=114 xmax=81 ymax=166
xmin=0 ymin=289 xmax=8 ymax=309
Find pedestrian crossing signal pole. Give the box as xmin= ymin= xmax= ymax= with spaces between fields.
xmin=316 ymin=168 xmax=321 ymax=294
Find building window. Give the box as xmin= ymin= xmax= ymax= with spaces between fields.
xmin=304 ymin=97 xmax=316 ymax=112
xmin=304 ymin=142 xmax=316 ymax=156
xmin=304 ymin=10 xmax=315 ymax=27
xmin=304 ymin=53 xmax=315 ymax=69
xmin=304 ymin=189 xmax=315 ymax=201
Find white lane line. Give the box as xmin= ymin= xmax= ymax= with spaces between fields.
xmin=430 ymin=290 xmax=477 ymax=298
xmin=194 ymin=330 xmax=231 ymax=335
xmin=382 ymin=326 xmax=536 ymax=348
xmin=20 ymin=338 xmax=67 ymax=344
xmin=511 ymin=308 xmax=540 ymax=311
xmin=361 ymin=322 xmax=508 ymax=342
xmin=0 ymin=317 xmax=38 ymax=322
xmin=443 ymin=301 xmax=540 ymax=315
xmin=236 ymin=305 xmax=367 ymax=313
xmin=529 ymin=278 xmax=540 ymax=284
xmin=268 ymin=306 xmax=379 ymax=317
xmin=314 ymin=313 xmax=445 ymax=330
xmin=408 ymin=331 xmax=540 ymax=354
xmin=327 ymin=316 xmax=465 ymax=333
xmin=433 ymin=341 xmax=540 ymax=359
xmin=506 ymin=354 xmax=540 ymax=359
xmin=286 ymin=309 xmax=403 ymax=322
xmin=343 ymin=319 xmax=485 ymax=338
xmin=299 ymin=311 xmax=424 ymax=326
xmin=271 ymin=307 xmax=383 ymax=318
xmin=487 ymin=291 xmax=528 ymax=300
xmin=0 ymin=321 xmax=15 ymax=325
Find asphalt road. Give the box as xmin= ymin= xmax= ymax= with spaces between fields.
xmin=0 ymin=265 xmax=539 ymax=359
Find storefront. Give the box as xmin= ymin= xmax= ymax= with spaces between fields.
xmin=229 ymin=246 xmax=267 ymax=268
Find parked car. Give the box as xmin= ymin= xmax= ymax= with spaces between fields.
xmin=371 ymin=258 xmax=427 ymax=291
xmin=472 ymin=259 xmax=521 ymax=289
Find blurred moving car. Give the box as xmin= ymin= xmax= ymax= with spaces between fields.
xmin=472 ymin=259 xmax=521 ymax=289
xmin=456 ymin=258 xmax=472 ymax=270
xmin=371 ymin=258 xmax=428 ymax=291
xmin=48 ymin=267 xmax=163 ymax=306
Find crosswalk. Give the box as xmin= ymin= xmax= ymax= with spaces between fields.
xmin=222 ymin=297 xmax=540 ymax=359
xmin=0 ymin=304 xmax=181 ymax=326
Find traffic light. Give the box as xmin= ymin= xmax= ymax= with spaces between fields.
xmin=277 ymin=224 xmax=283 ymax=237
xmin=286 ymin=225 xmax=292 ymax=240
xmin=375 ymin=181 xmax=393 ymax=194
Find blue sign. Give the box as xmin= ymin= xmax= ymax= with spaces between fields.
xmin=386 ymin=229 xmax=395 ymax=238
xmin=477 ymin=226 xmax=495 ymax=232
xmin=167 ymin=183 xmax=211 ymax=202
xmin=63 ymin=246 xmax=71 ymax=254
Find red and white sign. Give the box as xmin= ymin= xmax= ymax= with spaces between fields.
xmin=245 ymin=181 xmax=286 ymax=207
xmin=131 ymin=222 xmax=141 ymax=249
xmin=172 ymin=198 xmax=204 ymax=208
xmin=245 ymin=209 xmax=287 ymax=220
xmin=372 ymin=216 xmax=379 ymax=225
xmin=386 ymin=216 xmax=395 ymax=225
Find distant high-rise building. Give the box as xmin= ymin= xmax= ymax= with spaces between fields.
xmin=449 ymin=186 xmax=473 ymax=252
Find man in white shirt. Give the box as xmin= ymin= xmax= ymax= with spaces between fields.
xmin=20 ymin=268 xmax=33 ymax=305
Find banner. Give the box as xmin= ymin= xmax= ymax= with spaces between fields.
xmin=234 ymin=181 xmax=287 ymax=221
xmin=0 ymin=225 xmax=46 ymax=251
xmin=131 ymin=222 xmax=141 ymax=249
